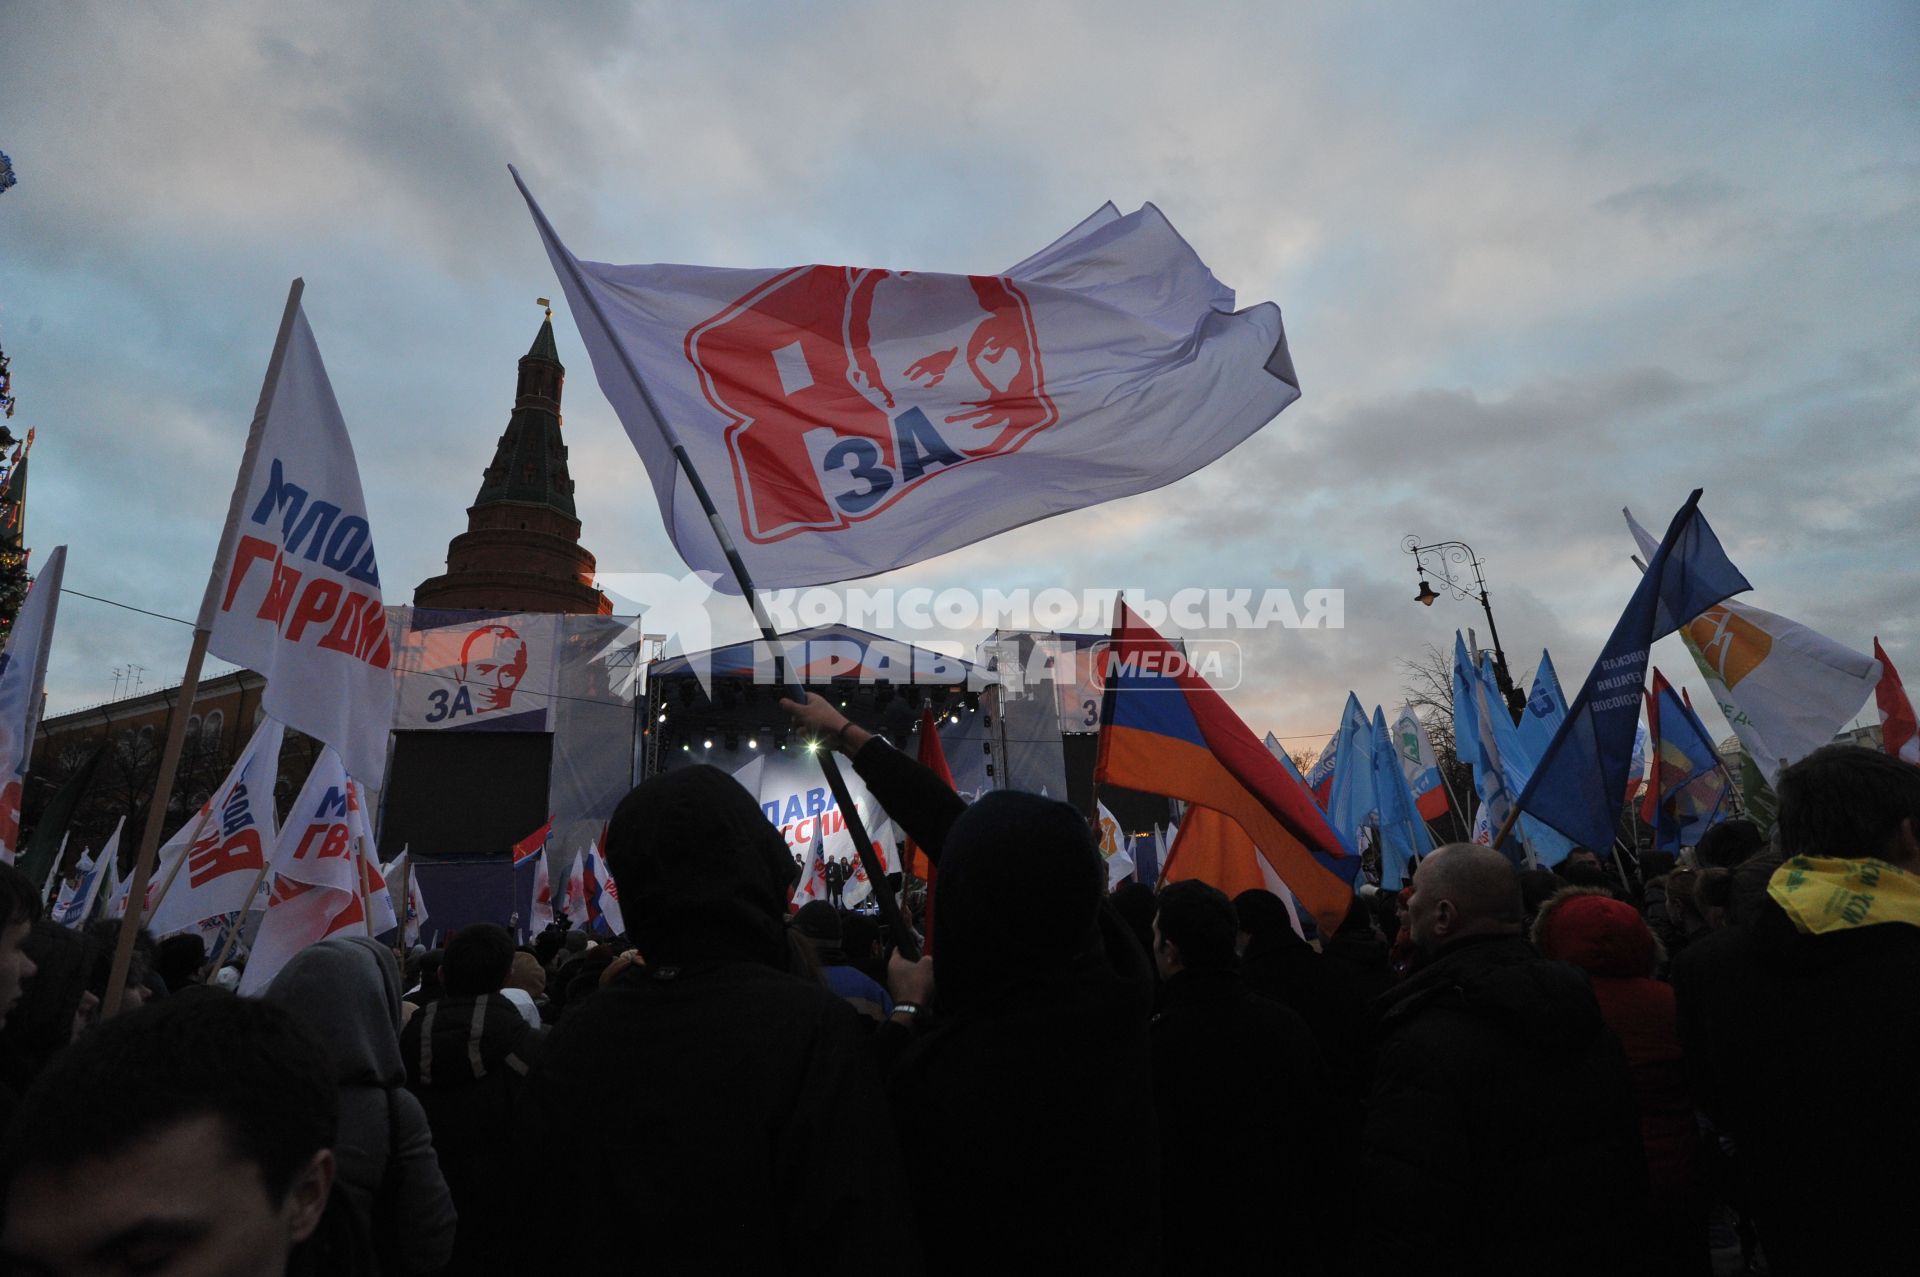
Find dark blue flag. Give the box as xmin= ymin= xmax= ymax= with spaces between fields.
xmin=1510 ymin=490 xmax=1750 ymax=852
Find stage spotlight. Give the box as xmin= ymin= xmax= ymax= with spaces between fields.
xmin=748 ymin=737 xmax=759 ymax=750
xmin=703 ymin=738 xmax=714 ymax=750
xmin=657 ymin=710 xmax=667 ymax=722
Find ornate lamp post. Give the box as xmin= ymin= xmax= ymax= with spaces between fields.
xmin=1403 ymin=535 xmax=1527 ymax=723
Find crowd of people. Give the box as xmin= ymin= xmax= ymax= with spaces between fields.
xmin=0 ymin=691 xmax=1914 ymax=1275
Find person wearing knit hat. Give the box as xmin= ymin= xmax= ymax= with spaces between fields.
xmin=526 ymin=765 xmax=914 ymax=1270
xmin=1535 ymin=888 xmax=1704 ymax=1276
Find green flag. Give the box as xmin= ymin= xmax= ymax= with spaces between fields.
xmin=17 ymin=741 xmax=108 ymax=891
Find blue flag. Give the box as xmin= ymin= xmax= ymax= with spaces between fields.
xmin=1372 ymin=706 xmax=1433 ymax=889
xmin=1513 ymin=490 xmax=1750 ymax=852
xmin=1478 ymin=653 xmax=1576 ymax=867
xmin=1519 ymin=650 xmax=1568 ymax=763
xmin=1647 ymin=676 xmax=1734 ymax=851
xmin=1324 ymin=693 xmax=1379 ymax=857
xmin=1453 ymin=633 xmax=1518 ymax=857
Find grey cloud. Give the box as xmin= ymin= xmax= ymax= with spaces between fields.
xmin=1597 ymin=172 xmax=1738 ymax=224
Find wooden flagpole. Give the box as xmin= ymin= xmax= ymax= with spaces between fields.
xmin=102 ymin=279 xmax=304 ymax=1018
xmin=355 ymin=834 xmax=377 ymax=939
xmin=517 ymin=174 xmax=919 ymax=960
xmin=208 ymin=857 xmax=273 ymax=975
xmin=395 ymin=857 xmax=413 ymax=947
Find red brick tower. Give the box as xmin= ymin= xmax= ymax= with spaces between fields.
xmin=414 ymin=311 xmax=610 ymax=615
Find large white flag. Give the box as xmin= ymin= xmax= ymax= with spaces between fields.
xmin=203 ymin=291 xmax=394 ymax=786
xmin=0 ymin=545 xmax=66 ymax=861
xmin=239 ymin=748 xmax=374 ymax=994
xmin=147 ymin=718 xmax=284 ymax=937
xmin=517 ymin=173 xmax=1301 ymax=588
xmin=1626 ymin=509 xmax=1881 ymax=781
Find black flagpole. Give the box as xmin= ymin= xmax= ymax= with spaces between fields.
xmin=522 ymin=174 xmax=918 ymax=959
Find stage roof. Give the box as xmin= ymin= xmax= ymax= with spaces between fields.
xmin=647 ymin=624 xmax=977 ymax=686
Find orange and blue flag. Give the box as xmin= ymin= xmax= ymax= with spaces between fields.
xmin=1095 ymin=605 xmax=1355 ymax=935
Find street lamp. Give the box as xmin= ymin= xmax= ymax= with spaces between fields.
xmin=1403 ymin=535 xmax=1527 ymax=722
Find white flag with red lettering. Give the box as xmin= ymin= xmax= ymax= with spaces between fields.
xmin=203 ymin=290 xmax=394 ymax=785
xmin=239 ymin=748 xmax=374 ymax=994
xmin=0 ymin=545 xmax=66 ymax=862
xmin=518 ymin=173 xmax=1301 ymax=589
xmin=146 ymin=718 xmax=285 ymax=937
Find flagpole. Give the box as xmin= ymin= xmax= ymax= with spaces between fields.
xmin=517 ymin=179 xmax=918 ymax=961
xmin=355 ymin=833 xmax=376 ymax=939
xmin=396 ymin=857 xmax=413 ymax=947
xmin=103 ymin=279 xmax=304 ymax=1019
xmin=209 ymin=857 xmax=274 ymax=975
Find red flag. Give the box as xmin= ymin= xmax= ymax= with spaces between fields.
xmin=1873 ymin=639 xmax=1918 ymax=766
xmin=1639 ymin=671 xmax=1674 ymax=827
xmin=512 ymin=818 xmax=553 ymax=868
xmin=904 ymin=706 xmax=957 ymax=954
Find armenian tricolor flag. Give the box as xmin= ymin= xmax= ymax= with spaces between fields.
xmin=1095 ymin=605 xmax=1355 ymax=934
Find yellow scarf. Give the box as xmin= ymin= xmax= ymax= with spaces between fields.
xmin=1768 ymin=856 xmax=1920 ymax=935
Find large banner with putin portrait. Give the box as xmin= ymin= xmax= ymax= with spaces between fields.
xmin=390 ymin=608 xmax=562 ymax=733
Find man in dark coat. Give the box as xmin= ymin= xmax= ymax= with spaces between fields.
xmin=1674 ymin=745 xmax=1920 ymax=1277
xmin=527 ymin=765 xmax=914 ymax=1272
xmin=1154 ymin=881 xmax=1332 ymax=1275
xmin=1357 ymin=843 xmax=1644 ymax=1276
xmin=400 ymin=923 xmax=543 ymax=1273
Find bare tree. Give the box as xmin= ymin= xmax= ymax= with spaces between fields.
xmin=1397 ymin=643 xmax=1475 ymax=843
xmin=1397 ymin=643 xmax=1458 ymax=760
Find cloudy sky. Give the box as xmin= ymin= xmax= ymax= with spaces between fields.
xmin=2 ymin=0 xmax=1915 ymax=752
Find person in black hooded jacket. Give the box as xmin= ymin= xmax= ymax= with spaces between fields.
xmin=1357 ymin=843 xmax=1645 ymax=1277
xmin=399 ymin=923 xmax=542 ymax=1273
xmin=784 ymin=693 xmax=1161 ymax=1276
xmin=1154 ymin=882 xmax=1331 ymax=1275
xmin=526 ymin=764 xmax=915 ymax=1273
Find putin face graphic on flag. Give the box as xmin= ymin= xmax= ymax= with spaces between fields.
xmin=689 ymin=267 xmax=1058 ymax=544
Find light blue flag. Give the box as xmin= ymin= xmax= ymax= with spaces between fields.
xmin=1372 ymin=706 xmax=1433 ymax=889
xmin=1518 ymin=650 xmax=1568 ymax=763
xmin=1324 ymin=693 xmax=1379 ymax=856
xmin=1483 ymin=654 xmax=1576 ymax=867
xmin=1453 ymin=633 xmax=1518 ymax=859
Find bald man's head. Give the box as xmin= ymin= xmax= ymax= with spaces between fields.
xmin=1407 ymin=844 xmax=1525 ymax=953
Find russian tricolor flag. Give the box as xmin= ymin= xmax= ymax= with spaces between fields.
xmin=1095 ymin=605 xmax=1356 ymax=935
